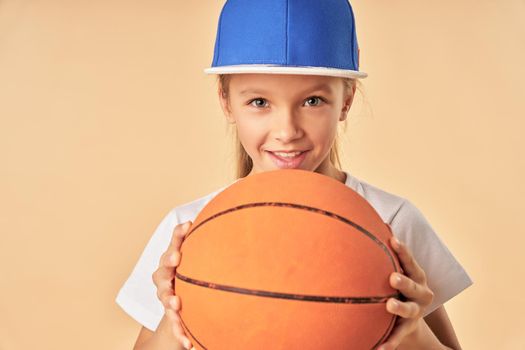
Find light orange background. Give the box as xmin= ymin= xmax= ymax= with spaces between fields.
xmin=1 ymin=1 xmax=524 ymax=349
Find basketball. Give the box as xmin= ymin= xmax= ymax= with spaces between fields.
xmin=175 ymin=169 xmax=402 ymax=350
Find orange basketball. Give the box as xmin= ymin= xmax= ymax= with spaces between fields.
xmin=176 ymin=169 xmax=401 ymax=350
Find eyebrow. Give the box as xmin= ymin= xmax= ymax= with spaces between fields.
xmin=239 ymin=83 xmax=334 ymax=95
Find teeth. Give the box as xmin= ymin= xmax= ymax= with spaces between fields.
xmin=273 ymin=151 xmax=302 ymax=158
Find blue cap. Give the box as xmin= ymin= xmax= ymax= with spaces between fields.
xmin=204 ymin=0 xmax=367 ymax=79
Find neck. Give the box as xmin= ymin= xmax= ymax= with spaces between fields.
xmin=314 ymin=159 xmax=347 ymax=184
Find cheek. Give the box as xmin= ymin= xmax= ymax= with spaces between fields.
xmin=306 ymin=119 xmax=338 ymax=149
xmin=235 ymin=119 xmax=267 ymax=150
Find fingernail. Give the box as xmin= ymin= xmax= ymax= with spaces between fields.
xmin=165 ymin=308 xmax=175 ymax=320
xmin=183 ymin=338 xmax=192 ymax=349
xmin=395 ymin=273 xmax=402 ymax=284
xmin=183 ymin=221 xmax=191 ymax=230
xmin=169 ymin=296 xmax=179 ymax=309
xmin=391 ymin=299 xmax=399 ymax=309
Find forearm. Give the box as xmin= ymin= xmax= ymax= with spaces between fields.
xmin=398 ymin=319 xmax=454 ymax=350
xmin=135 ymin=322 xmax=186 ymax=350
xmin=136 ymin=334 xmax=186 ymax=350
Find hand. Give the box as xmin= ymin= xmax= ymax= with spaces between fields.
xmin=152 ymin=220 xmax=194 ymax=350
xmin=378 ymin=236 xmax=435 ymax=350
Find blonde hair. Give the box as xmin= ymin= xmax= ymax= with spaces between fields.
xmin=217 ymin=74 xmax=361 ymax=179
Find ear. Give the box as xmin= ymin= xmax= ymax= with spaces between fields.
xmin=339 ymin=84 xmax=356 ymax=121
xmin=218 ymin=86 xmax=236 ymax=124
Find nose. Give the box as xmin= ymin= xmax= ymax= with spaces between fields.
xmin=271 ymin=108 xmax=303 ymax=143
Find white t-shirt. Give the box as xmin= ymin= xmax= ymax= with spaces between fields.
xmin=115 ymin=170 xmax=473 ymax=332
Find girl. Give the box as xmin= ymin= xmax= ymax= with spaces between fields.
xmin=116 ymin=1 xmax=473 ymax=349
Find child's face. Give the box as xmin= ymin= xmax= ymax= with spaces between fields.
xmin=219 ymin=73 xmax=355 ymax=179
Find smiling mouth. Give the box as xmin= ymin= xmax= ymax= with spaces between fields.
xmin=266 ymin=150 xmax=308 ymax=169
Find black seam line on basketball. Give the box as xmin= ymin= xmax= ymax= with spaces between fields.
xmin=178 ymin=310 xmax=395 ymax=350
xmin=184 ymin=201 xmax=400 ymax=273
xmin=371 ymin=314 xmax=398 ymax=350
xmin=179 ymin=315 xmax=208 ymax=350
xmin=176 ymin=272 xmax=401 ymax=304
xmin=178 ymin=298 xmax=395 ymax=350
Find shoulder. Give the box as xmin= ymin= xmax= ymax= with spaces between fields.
xmin=168 ymin=182 xmax=233 ymax=224
xmin=345 ymin=172 xmax=433 ymax=246
xmin=345 ymin=172 xmax=408 ymax=225
xmin=348 ymin=173 xmax=446 ymax=251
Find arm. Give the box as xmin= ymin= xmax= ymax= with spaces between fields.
xmin=133 ymin=315 xmax=187 ymax=350
xmin=424 ymin=305 xmax=462 ymax=350
xmin=134 ymin=221 xmax=195 ymax=350
xmin=397 ymin=315 xmax=458 ymax=350
xmin=393 ymin=305 xmax=462 ymax=350
xmin=133 ymin=326 xmax=153 ymax=349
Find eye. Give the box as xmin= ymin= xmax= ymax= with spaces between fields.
xmin=248 ymin=96 xmax=325 ymax=108
xmin=304 ymin=96 xmax=325 ymax=107
xmin=248 ymin=98 xmax=268 ymax=108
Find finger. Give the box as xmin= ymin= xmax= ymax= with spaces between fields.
xmin=167 ymin=295 xmax=181 ymax=311
xmin=152 ymin=251 xmax=179 ymax=284
xmin=176 ymin=336 xmax=192 ymax=350
xmin=165 ymin=308 xmax=179 ymax=323
xmin=390 ymin=272 xmax=420 ymax=301
xmin=390 ymin=272 xmax=434 ymax=307
xmin=161 ymin=249 xmax=182 ymax=269
xmin=174 ymin=322 xmax=193 ymax=349
xmin=390 ymin=236 xmax=426 ymax=284
xmin=157 ymin=279 xmax=176 ymax=309
xmin=170 ymin=221 xmax=193 ymax=251
xmin=174 ymin=327 xmax=192 ymax=350
xmin=386 ymin=298 xmax=421 ymax=319
xmin=154 ymin=271 xmax=176 ymax=308
xmin=166 ymin=310 xmax=193 ymax=349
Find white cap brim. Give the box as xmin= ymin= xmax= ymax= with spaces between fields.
xmin=204 ymin=64 xmax=368 ymax=79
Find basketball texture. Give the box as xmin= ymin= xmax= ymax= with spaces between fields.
xmin=175 ymin=169 xmax=402 ymax=350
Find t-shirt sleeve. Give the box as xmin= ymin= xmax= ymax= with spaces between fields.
xmin=388 ymin=199 xmax=473 ymax=317
xmin=115 ymin=208 xmax=180 ymax=332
